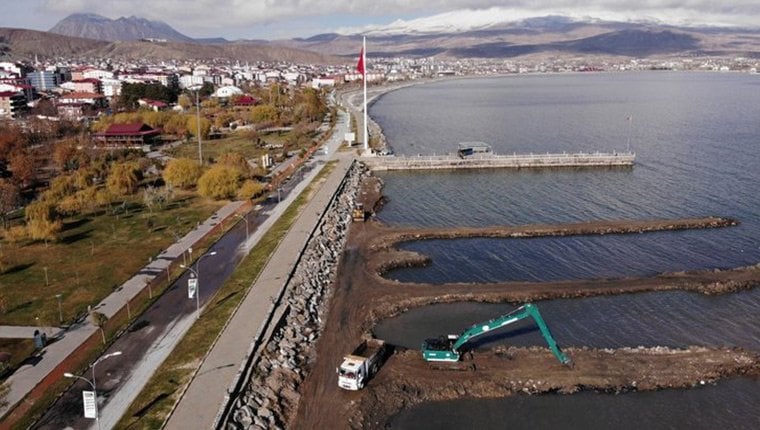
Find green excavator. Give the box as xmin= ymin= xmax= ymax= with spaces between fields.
xmin=421 ymin=303 xmax=572 ymax=365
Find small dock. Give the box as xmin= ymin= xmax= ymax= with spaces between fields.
xmin=362 ymin=151 xmax=635 ymax=171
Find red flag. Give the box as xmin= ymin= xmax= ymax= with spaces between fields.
xmin=356 ymin=47 xmax=365 ymax=76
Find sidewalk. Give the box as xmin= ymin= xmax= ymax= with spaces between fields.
xmin=0 ymin=326 xmax=61 ymax=339
xmin=165 ymin=117 xmax=353 ymax=430
xmin=0 ymin=200 xmax=245 ymax=421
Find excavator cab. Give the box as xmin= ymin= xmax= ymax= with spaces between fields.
xmin=422 ymin=335 xmax=461 ymax=362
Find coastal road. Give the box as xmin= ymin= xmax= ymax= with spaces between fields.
xmin=164 ymin=110 xmax=353 ymax=430
xmin=30 ymin=111 xmax=350 ymax=430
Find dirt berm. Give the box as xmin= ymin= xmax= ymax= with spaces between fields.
xmin=290 ymin=175 xmax=760 ymax=430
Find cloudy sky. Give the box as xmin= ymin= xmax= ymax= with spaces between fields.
xmin=1 ymin=0 xmax=759 ymax=40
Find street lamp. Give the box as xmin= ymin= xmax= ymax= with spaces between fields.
xmin=189 ymin=85 xmax=203 ymax=166
xmin=55 ymin=293 xmax=63 ymax=324
xmin=64 ymin=351 xmax=122 ymax=430
xmin=180 ymin=250 xmax=217 ymax=319
xmin=235 ymin=214 xmax=249 ymax=238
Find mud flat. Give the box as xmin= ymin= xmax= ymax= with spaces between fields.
xmin=287 ymin=171 xmax=760 ymax=430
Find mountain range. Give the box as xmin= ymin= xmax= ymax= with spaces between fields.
xmin=0 ymin=13 xmax=759 ymax=62
xmin=284 ymin=16 xmax=760 ymax=59
xmin=49 ymin=13 xmax=197 ymax=43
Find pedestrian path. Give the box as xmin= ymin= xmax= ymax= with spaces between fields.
xmin=165 ymin=115 xmax=353 ymax=430
xmin=0 ymin=326 xmax=61 ymax=339
xmin=0 ymin=200 xmax=245 ymax=421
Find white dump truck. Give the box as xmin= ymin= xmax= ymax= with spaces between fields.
xmin=337 ymin=339 xmax=386 ymax=390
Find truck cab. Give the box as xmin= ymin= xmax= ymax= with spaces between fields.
xmin=337 ymin=339 xmax=386 ymax=390
xmin=338 ymin=355 xmax=370 ymax=390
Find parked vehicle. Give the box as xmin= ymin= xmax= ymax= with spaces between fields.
xmin=337 ymin=339 xmax=387 ymax=390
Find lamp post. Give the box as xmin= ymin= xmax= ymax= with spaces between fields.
xmin=64 ymin=351 xmax=122 ymax=430
xmin=189 ymin=85 xmax=203 ymax=166
xmin=235 ymin=214 xmax=249 ymax=238
xmin=180 ymin=250 xmax=217 ymax=319
xmin=55 ymin=293 xmax=63 ymax=324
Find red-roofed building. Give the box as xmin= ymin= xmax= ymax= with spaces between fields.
xmin=138 ymin=98 xmax=169 ymax=111
xmin=234 ymin=95 xmax=259 ymax=107
xmin=93 ymin=123 xmax=162 ymax=148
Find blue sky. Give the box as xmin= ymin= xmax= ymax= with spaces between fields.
xmin=1 ymin=1 xmax=759 ymax=40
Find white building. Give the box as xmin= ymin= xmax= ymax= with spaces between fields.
xmin=0 ymin=62 xmax=22 ymax=77
xmin=83 ymin=69 xmax=115 ymax=80
xmin=212 ymin=85 xmax=243 ymax=98
xmin=311 ymin=77 xmax=336 ymax=89
xmin=101 ymin=78 xmax=123 ymax=98
xmin=179 ymin=75 xmax=204 ymax=89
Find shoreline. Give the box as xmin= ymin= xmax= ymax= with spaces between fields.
xmin=288 ymin=170 xmax=760 ymax=430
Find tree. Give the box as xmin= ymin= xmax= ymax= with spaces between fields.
xmin=163 ymin=114 xmax=190 ymax=137
xmin=90 ymin=311 xmax=108 ymax=344
xmin=251 ymin=104 xmax=278 ymax=125
xmin=53 ymin=139 xmax=88 ymax=172
xmin=0 ymin=179 xmax=20 ymax=229
xmin=237 ymin=180 xmax=266 ymax=200
xmin=25 ymin=199 xmax=56 ymax=224
xmin=8 ymin=150 xmax=37 ymax=189
xmin=120 ymin=82 xmax=178 ymax=108
xmin=216 ymin=152 xmax=251 ymax=178
xmin=0 ymin=124 xmax=24 ymax=162
xmin=142 ymin=185 xmax=172 ymax=213
xmin=106 ymin=162 xmax=141 ymax=196
xmin=43 ymin=174 xmax=77 ymax=202
xmin=177 ymin=94 xmax=192 ymax=110
xmin=214 ymin=112 xmax=235 ymax=129
xmin=163 ymin=157 xmax=203 ymax=189
xmin=27 ymin=218 xmax=62 ymax=245
xmin=197 ymin=165 xmax=242 ymax=200
xmin=187 ymin=115 xmax=212 ymax=140
xmin=56 ymin=194 xmax=85 ymax=216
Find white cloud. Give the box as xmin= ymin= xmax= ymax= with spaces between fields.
xmin=41 ymin=0 xmax=760 ymax=38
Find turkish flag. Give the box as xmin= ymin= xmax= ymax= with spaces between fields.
xmin=356 ymin=47 xmax=365 ymax=76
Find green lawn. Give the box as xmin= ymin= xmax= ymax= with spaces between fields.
xmin=0 ymin=339 xmax=35 ymax=378
xmin=0 ymin=191 xmax=225 ymax=327
xmin=166 ymin=130 xmax=290 ymax=162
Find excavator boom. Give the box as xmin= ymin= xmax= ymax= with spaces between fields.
xmin=422 ymin=303 xmax=571 ymax=365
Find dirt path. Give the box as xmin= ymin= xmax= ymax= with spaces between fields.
xmin=291 ymin=176 xmax=760 ymax=430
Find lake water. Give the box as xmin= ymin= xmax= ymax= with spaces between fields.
xmin=368 ymin=72 xmax=760 ymax=429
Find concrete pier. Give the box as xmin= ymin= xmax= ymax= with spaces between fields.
xmin=362 ymin=151 xmax=635 ymax=171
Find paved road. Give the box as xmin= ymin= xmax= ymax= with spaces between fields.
xmin=165 ymin=112 xmax=353 ymax=430
xmin=0 ymin=201 xmax=245 ymax=424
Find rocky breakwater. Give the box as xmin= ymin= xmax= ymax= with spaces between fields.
xmin=226 ymin=162 xmax=372 ymax=430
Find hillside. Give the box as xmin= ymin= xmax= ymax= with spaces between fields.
xmin=0 ymin=28 xmax=339 ymax=64
xmin=50 ymin=13 xmax=194 ymax=42
xmin=282 ymin=20 xmax=760 ymax=59
xmin=86 ymin=39 xmax=339 ymax=63
xmin=0 ymin=27 xmax=107 ymax=59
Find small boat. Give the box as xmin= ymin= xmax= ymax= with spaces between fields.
xmin=457 ymin=141 xmax=492 ymax=158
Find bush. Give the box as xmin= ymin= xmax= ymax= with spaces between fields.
xmin=164 ymin=158 xmax=203 ymax=189
xmin=3 ymin=225 xmax=28 ymax=244
xmin=237 ymin=180 xmax=266 ymax=200
xmin=197 ymin=165 xmax=242 ymax=200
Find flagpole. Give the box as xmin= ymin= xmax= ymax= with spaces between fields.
xmin=362 ymin=36 xmax=368 ymax=152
